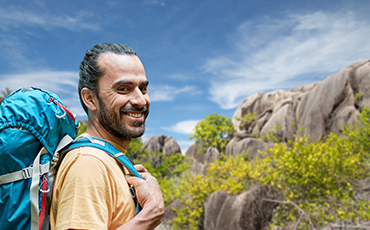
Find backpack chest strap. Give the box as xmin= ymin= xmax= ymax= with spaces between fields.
xmin=0 ymin=162 xmax=50 ymax=185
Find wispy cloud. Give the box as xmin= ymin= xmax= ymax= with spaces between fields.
xmin=162 ymin=119 xmax=200 ymax=134
xmin=0 ymin=7 xmax=100 ymax=31
xmin=149 ymin=85 xmax=201 ymax=102
xmin=0 ymin=70 xmax=78 ymax=90
xmin=205 ymin=11 xmax=370 ymax=109
xmin=0 ymin=70 xmax=85 ymax=116
xmin=144 ymin=0 xmax=166 ymax=6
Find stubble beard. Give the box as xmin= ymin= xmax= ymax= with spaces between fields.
xmin=97 ymin=97 xmax=148 ymax=141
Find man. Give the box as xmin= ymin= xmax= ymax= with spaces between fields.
xmin=50 ymin=43 xmax=164 ymax=230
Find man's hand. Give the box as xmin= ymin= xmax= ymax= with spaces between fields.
xmin=118 ymin=165 xmax=164 ymax=230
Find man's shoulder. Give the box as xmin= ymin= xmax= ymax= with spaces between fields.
xmin=64 ymin=146 xmax=117 ymax=167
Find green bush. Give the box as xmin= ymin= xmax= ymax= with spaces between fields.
xmin=251 ymin=108 xmax=370 ymax=229
xmin=172 ymin=108 xmax=370 ymax=229
xmin=172 ymin=154 xmax=252 ymax=229
xmin=190 ymin=113 xmax=235 ymax=156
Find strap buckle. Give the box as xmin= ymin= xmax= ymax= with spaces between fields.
xmin=22 ymin=168 xmax=31 ymax=179
xmin=129 ymin=185 xmax=136 ymax=199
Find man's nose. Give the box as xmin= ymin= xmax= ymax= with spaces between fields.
xmin=130 ymin=88 xmax=147 ymax=107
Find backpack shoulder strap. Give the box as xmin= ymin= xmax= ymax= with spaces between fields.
xmin=64 ymin=133 xmax=143 ymax=214
xmin=66 ymin=133 xmax=142 ymax=179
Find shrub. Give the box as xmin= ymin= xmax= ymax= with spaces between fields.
xmin=251 ymin=108 xmax=370 ymax=229
xmin=172 ymin=154 xmax=252 ymax=229
xmin=189 ymin=113 xmax=235 ymax=156
xmin=173 ymin=108 xmax=370 ymax=229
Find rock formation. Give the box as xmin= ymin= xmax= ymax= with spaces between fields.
xmin=143 ymin=135 xmax=182 ymax=156
xmin=162 ymin=60 xmax=370 ymax=230
xmin=185 ymin=142 xmax=220 ymax=174
xmin=204 ymin=186 xmax=276 ymax=230
xmin=227 ymin=60 xmax=370 ymax=156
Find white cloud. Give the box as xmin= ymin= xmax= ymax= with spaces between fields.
xmin=150 ymin=85 xmax=201 ymax=102
xmin=205 ymin=11 xmax=370 ymax=109
xmin=0 ymin=70 xmax=86 ymax=117
xmin=0 ymin=70 xmax=78 ymax=92
xmin=162 ymin=119 xmax=200 ymax=134
xmin=0 ymin=7 xmax=100 ymax=31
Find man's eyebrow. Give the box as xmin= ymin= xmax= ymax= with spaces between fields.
xmin=141 ymin=81 xmax=149 ymax=86
xmin=113 ymin=80 xmax=149 ymax=86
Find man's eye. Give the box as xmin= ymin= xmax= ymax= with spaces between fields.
xmin=118 ymin=87 xmax=129 ymax=92
xmin=140 ymin=87 xmax=148 ymax=93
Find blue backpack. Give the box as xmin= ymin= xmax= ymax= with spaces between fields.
xmin=0 ymin=87 xmax=142 ymax=230
xmin=0 ymin=87 xmax=79 ymax=230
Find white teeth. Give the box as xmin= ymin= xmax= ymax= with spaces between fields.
xmin=128 ymin=113 xmax=142 ymax=118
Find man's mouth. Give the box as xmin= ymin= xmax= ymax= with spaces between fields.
xmin=121 ymin=105 xmax=149 ymax=119
xmin=126 ymin=112 xmax=143 ymax=118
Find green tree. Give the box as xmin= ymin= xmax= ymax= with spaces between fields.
xmin=189 ymin=113 xmax=235 ymax=155
xmin=126 ymin=138 xmax=146 ymax=161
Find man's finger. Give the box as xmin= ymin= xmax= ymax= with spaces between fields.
xmin=134 ymin=164 xmax=148 ymax=173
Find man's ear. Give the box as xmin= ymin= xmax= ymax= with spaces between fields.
xmin=81 ymin=88 xmax=98 ymax=112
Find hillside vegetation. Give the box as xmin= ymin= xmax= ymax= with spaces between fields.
xmin=126 ymin=110 xmax=370 ymax=230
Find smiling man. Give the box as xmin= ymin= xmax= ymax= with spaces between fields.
xmin=50 ymin=43 xmax=164 ymax=230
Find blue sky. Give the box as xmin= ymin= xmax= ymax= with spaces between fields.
xmin=1 ymin=0 xmax=370 ymax=154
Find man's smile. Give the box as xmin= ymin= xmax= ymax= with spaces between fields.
xmin=126 ymin=112 xmax=144 ymax=118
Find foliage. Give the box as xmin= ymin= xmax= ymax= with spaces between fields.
xmin=172 ymin=154 xmax=253 ymax=229
xmin=189 ymin=113 xmax=235 ymax=155
xmin=259 ymin=125 xmax=283 ymax=143
xmin=250 ymin=107 xmax=370 ymax=229
xmin=172 ymin=108 xmax=370 ymax=230
xmin=355 ymin=92 xmax=364 ymax=111
xmin=125 ymin=138 xmax=146 ymax=160
xmin=235 ymin=112 xmax=256 ymax=129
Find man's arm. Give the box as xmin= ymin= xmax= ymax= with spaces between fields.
xmin=117 ymin=165 xmax=164 ymax=230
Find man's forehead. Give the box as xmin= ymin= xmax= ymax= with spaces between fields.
xmin=98 ymin=52 xmax=139 ymax=67
xmin=97 ymin=52 xmax=145 ymax=74
xmin=97 ymin=52 xmax=147 ymax=85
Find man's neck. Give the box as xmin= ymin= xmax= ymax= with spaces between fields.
xmin=85 ymin=118 xmax=131 ymax=149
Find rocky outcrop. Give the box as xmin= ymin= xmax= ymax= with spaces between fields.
xmin=164 ymin=60 xmax=370 ymax=230
xmin=143 ymin=135 xmax=182 ymax=156
xmin=185 ymin=142 xmax=219 ymax=164
xmin=232 ymin=60 xmax=370 ymax=143
xmin=185 ymin=142 xmax=220 ymax=174
xmin=226 ymin=137 xmax=273 ymax=159
xmin=204 ymin=186 xmax=276 ymax=230
xmin=295 ymin=60 xmax=370 ymax=141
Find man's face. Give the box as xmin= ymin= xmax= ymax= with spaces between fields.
xmin=95 ymin=53 xmax=150 ymax=141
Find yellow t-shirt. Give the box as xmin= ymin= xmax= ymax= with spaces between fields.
xmin=50 ymin=144 xmax=136 ymax=230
